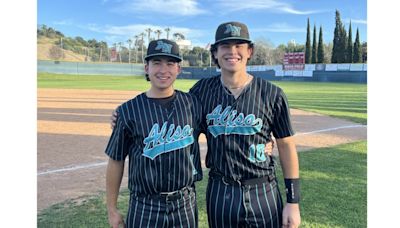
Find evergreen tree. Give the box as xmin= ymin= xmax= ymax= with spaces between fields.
xmin=347 ymin=21 xmax=353 ymax=63
xmin=362 ymin=41 xmax=367 ymax=63
xmin=305 ymin=18 xmax=311 ymax=63
xmin=331 ymin=10 xmax=346 ymax=63
xmin=317 ymin=26 xmax=325 ymax=63
xmin=337 ymin=24 xmax=347 ymax=63
xmin=311 ymin=24 xmax=317 ymax=63
xmin=353 ymin=28 xmax=362 ymax=63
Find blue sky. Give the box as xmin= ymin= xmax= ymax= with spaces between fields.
xmin=38 ymin=0 xmax=367 ymax=48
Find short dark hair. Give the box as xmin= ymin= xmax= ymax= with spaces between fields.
xmin=210 ymin=41 xmax=254 ymax=68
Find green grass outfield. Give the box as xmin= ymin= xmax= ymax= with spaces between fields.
xmin=38 ymin=141 xmax=367 ymax=228
xmin=38 ymin=72 xmax=367 ymax=124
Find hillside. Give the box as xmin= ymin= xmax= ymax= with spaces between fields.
xmin=37 ymin=36 xmax=86 ymax=62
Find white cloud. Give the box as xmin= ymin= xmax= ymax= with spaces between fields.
xmin=215 ymin=0 xmax=320 ymax=15
xmin=114 ymin=0 xmax=207 ymax=16
xmin=53 ymin=19 xmax=74 ymax=26
xmin=344 ymin=18 xmax=367 ymax=25
xmin=84 ymin=23 xmax=206 ymax=45
xmin=253 ymin=23 xmax=305 ymax=33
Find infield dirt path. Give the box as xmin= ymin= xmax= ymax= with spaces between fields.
xmin=37 ymin=88 xmax=367 ymax=211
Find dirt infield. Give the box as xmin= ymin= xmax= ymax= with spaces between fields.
xmin=37 ymin=88 xmax=367 ymax=211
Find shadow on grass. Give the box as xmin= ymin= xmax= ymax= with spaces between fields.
xmin=38 ymin=142 xmax=366 ymax=228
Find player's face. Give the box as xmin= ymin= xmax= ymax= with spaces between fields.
xmin=145 ymin=57 xmax=181 ymax=91
xmin=214 ymin=41 xmax=253 ymax=73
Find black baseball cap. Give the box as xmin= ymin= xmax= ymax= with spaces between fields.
xmin=145 ymin=39 xmax=182 ymax=62
xmin=213 ymin=21 xmax=252 ymax=45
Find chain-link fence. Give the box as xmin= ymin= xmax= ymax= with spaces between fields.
xmin=38 ymin=60 xmax=145 ymax=76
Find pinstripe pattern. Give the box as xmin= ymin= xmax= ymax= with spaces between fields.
xmin=126 ymin=189 xmax=197 ymax=227
xmin=190 ymin=75 xmax=293 ymax=180
xmin=105 ymin=90 xmax=202 ymax=227
xmin=206 ymin=177 xmax=283 ymax=227
xmin=190 ymin=75 xmax=293 ymax=227
xmin=106 ymin=90 xmax=203 ymax=194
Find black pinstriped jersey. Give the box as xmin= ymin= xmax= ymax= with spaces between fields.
xmin=105 ymin=90 xmax=203 ymax=195
xmin=190 ymin=75 xmax=294 ymax=181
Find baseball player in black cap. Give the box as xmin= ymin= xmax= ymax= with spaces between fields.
xmin=109 ymin=22 xmax=298 ymax=227
xmin=189 ymin=21 xmax=301 ymax=228
xmin=190 ymin=22 xmax=301 ymax=227
xmin=105 ymin=39 xmax=203 ymax=228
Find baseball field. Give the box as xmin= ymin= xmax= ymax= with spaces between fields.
xmin=37 ymin=72 xmax=367 ymax=227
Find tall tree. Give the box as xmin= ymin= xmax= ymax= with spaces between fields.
xmin=145 ymin=28 xmax=153 ymax=45
xmin=317 ymin=26 xmax=325 ymax=63
xmin=305 ymin=18 xmax=311 ymax=63
xmin=362 ymin=41 xmax=367 ymax=63
xmin=353 ymin=28 xmax=362 ymax=63
xmin=165 ymin=27 xmax=171 ymax=40
xmin=338 ymin=24 xmax=347 ymax=63
xmin=331 ymin=10 xmax=345 ymax=63
xmin=311 ymin=24 xmax=317 ymax=63
xmin=140 ymin=32 xmax=145 ymax=63
xmin=134 ymin=35 xmax=140 ymax=63
xmin=127 ymin=39 xmax=133 ymax=64
xmin=347 ymin=21 xmax=353 ymax=63
xmin=154 ymin=29 xmax=162 ymax=39
xmin=173 ymin=32 xmax=185 ymax=40
xmin=118 ymin=42 xmax=123 ymax=63
xmin=248 ymin=39 xmax=274 ymax=65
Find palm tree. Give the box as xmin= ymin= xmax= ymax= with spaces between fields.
xmin=165 ymin=27 xmax=171 ymax=39
xmin=154 ymin=29 xmax=162 ymax=39
xmin=173 ymin=32 xmax=185 ymax=40
xmin=118 ymin=42 xmax=123 ymax=63
xmin=145 ymin=28 xmax=152 ymax=45
xmin=127 ymin=39 xmax=133 ymax=64
xmin=134 ymin=35 xmax=140 ymax=63
xmin=140 ymin=32 xmax=145 ymax=63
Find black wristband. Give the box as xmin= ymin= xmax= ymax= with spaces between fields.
xmin=284 ymin=178 xmax=300 ymax=203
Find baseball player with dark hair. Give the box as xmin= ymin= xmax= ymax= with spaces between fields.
xmin=189 ymin=21 xmax=301 ymax=228
xmin=105 ymin=39 xmax=203 ymax=228
xmin=110 ymin=22 xmax=300 ymax=227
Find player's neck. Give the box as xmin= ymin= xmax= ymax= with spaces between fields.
xmin=146 ymin=87 xmax=175 ymax=98
xmin=220 ymin=71 xmax=251 ymax=89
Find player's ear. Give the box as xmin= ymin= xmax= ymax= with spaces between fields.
xmin=210 ymin=44 xmax=218 ymax=59
xmin=247 ymin=43 xmax=254 ymax=61
xmin=144 ymin=63 xmax=149 ymax=74
xmin=248 ymin=45 xmax=253 ymax=57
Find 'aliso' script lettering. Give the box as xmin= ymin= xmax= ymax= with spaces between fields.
xmin=143 ymin=122 xmax=194 ymax=160
xmin=206 ymin=105 xmax=263 ymax=137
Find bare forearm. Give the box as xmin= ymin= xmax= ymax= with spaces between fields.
xmin=106 ymin=158 xmax=125 ymax=211
xmin=277 ymin=136 xmax=301 ymax=227
xmin=276 ymin=136 xmax=299 ymax=178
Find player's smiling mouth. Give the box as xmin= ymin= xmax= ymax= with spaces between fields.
xmin=224 ymin=56 xmax=241 ymax=63
xmin=155 ymin=75 xmax=170 ymax=80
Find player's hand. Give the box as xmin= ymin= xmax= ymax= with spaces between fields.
xmin=108 ymin=209 xmax=125 ymax=228
xmin=282 ymin=203 xmax=301 ymax=228
xmin=110 ymin=109 xmax=118 ymax=129
xmin=265 ymin=140 xmax=275 ymax=156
